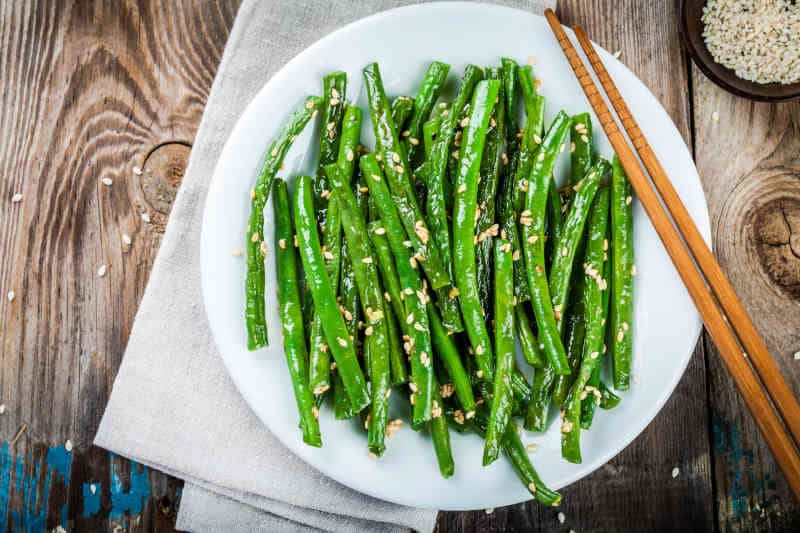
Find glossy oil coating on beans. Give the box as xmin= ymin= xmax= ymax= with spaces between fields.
xmin=362 ymin=62 xmax=450 ymax=290
xmin=561 ymin=186 xmax=610 ymax=463
xmin=325 ymin=163 xmax=391 ymax=456
xmin=570 ymin=112 xmax=594 ymax=186
xmin=360 ymin=154 xmax=435 ymax=425
xmin=308 ymin=192 xmax=342 ymax=396
xmin=452 ymin=80 xmax=500 ymax=380
xmin=521 ymin=111 xmax=572 ymax=376
xmin=515 ymin=305 xmax=544 ymax=368
xmin=391 ymin=95 xmax=414 ymax=133
xmin=610 ymin=155 xmax=634 ymax=390
xmin=500 ymin=58 xmax=519 ymax=148
xmin=246 ymin=95 xmax=321 ymax=350
xmin=548 ymin=158 xmax=609 ymax=331
xmin=273 ymin=178 xmax=322 ymax=447
xmin=314 ymin=72 xmax=347 ymax=219
xmin=293 ymin=175 xmax=370 ymax=412
xmin=483 ymin=237 xmax=515 ymax=465
xmin=402 ymin=61 xmax=450 ymax=165
xmin=476 ymin=67 xmax=506 ymax=318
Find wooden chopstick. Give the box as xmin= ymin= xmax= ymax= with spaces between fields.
xmin=570 ymin=24 xmax=800 ymax=448
xmin=543 ymin=8 xmax=800 ymax=499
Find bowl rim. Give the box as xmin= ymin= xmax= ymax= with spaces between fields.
xmin=677 ymin=0 xmax=800 ymax=103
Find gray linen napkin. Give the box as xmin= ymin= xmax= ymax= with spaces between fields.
xmin=94 ymin=1 xmax=554 ymax=531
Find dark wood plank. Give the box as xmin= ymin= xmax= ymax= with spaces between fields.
xmin=436 ymin=2 xmax=716 ymax=531
xmin=691 ymin=69 xmax=800 ymax=532
xmin=0 ymin=0 xmax=238 ymax=530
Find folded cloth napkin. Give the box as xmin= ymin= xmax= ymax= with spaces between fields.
xmin=94 ymin=0 xmax=554 ymax=531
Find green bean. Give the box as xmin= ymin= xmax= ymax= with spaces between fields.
xmin=272 ymin=179 xmax=322 ymax=447
xmin=362 ymin=63 xmax=450 ymax=290
xmin=402 ymin=61 xmax=450 ymax=164
xmin=427 ymin=66 xmax=482 ymax=273
xmin=452 ymin=80 xmax=500 ymax=380
xmin=325 ymin=164 xmax=391 ymax=455
xmin=428 ymin=305 xmax=476 ymax=415
xmin=483 ymin=237 xmax=515 ymax=465
xmin=549 ymin=159 xmax=608 ymax=330
xmin=314 ymin=73 xmax=347 ymax=217
xmin=610 ymin=155 xmax=634 ymax=390
xmin=516 ymin=305 xmax=545 ymax=368
xmin=293 ymin=175 xmax=370 ymax=412
xmin=476 ymin=67 xmax=505 ymax=318
xmin=561 ymin=186 xmax=610 ymax=462
xmin=308 ymin=192 xmax=342 ymax=396
xmin=337 ymin=105 xmax=362 ymax=180
xmin=498 ymin=154 xmax=530 ymax=303
xmin=552 ymin=304 xmax=585 ymax=407
xmin=500 ymin=58 xmax=519 ymax=149
xmin=599 ymin=380 xmax=621 ymax=409
xmin=471 ymin=410 xmax=561 ymax=506
xmin=521 ymin=111 xmax=571 ymax=375
xmin=429 ymin=375 xmax=455 ymax=478
xmin=525 ymin=366 xmax=554 ymax=431
xmin=360 ymin=154 xmax=435 ymax=425
xmin=546 ymin=179 xmax=564 ymax=252
xmin=580 ymin=364 xmax=602 ymax=429
xmin=422 ymin=115 xmax=442 ymax=161
xmin=333 ymin=371 xmax=356 ymax=419
xmin=513 ymin=66 xmax=545 ymax=215
xmin=570 ymin=113 xmax=594 ymax=186
xmin=367 ymin=221 xmax=408 ymax=385
xmin=511 ymin=365 xmax=532 ymax=403
xmin=391 ymin=96 xmax=414 ymax=132
xmin=245 ymin=96 xmax=321 ymax=350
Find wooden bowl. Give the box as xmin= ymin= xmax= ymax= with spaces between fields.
xmin=678 ymin=0 xmax=800 ymax=102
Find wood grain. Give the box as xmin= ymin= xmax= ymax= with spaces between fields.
xmin=692 ymin=70 xmax=800 ymax=531
xmin=0 ymin=0 xmax=237 ymax=530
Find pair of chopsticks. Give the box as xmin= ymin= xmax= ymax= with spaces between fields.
xmin=542 ymin=9 xmax=800 ymax=499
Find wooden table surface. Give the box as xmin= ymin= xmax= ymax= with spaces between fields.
xmin=1 ymin=1 xmax=798 ymax=531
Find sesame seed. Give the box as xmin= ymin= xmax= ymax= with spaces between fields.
xmin=476 ymin=370 xmax=484 ymax=379
xmin=527 ymin=235 xmax=539 ymax=244
xmin=97 ymin=265 xmax=107 ymax=277
xmin=7 ymin=290 xmax=15 ymax=302
xmin=617 ymin=330 xmax=625 ymax=342
xmin=337 ymin=337 xmax=348 ymax=347
xmin=537 ymin=151 xmax=545 ymax=162
xmin=141 ymin=212 xmax=151 ymax=223
xmin=452 ymin=150 xmax=459 ymax=160
xmin=558 ymin=512 xmax=566 ymax=524
xmin=712 ymin=111 xmax=720 ymax=122
xmin=361 ymin=257 xmax=373 ymax=264
xmin=561 ymin=246 xmax=568 ymax=257
xmin=672 ymin=467 xmax=680 ymax=478
xmin=251 ymin=232 xmax=260 ymax=243
xmin=528 ymin=482 xmax=537 ymax=493
xmin=364 ymin=326 xmax=374 ymax=336
xmin=305 ymin=101 xmax=314 ymax=109
xmin=122 ymin=234 xmax=132 ymax=245
xmin=260 ymin=241 xmax=268 ymax=256
xmin=271 ymin=147 xmax=279 ymax=157
xmin=409 ymin=137 xmax=419 ymax=145
xmin=460 ymin=117 xmax=470 ymax=128
xmin=485 ymin=508 xmax=494 ymax=515
xmin=613 ymin=49 xmax=622 ymax=59
xmin=631 ymin=264 xmax=637 ymax=276
xmin=65 ymin=440 xmax=73 ymax=452
xmin=11 ymin=193 xmax=23 ymax=203
xmin=401 ymin=130 xmax=410 ymax=138
xmin=457 ymin=183 xmax=467 ymax=193
xmin=420 ymin=351 xmax=430 ymax=366
xmin=414 ymin=322 xmax=425 ymax=332
xmin=570 ymin=142 xmax=576 ymax=153
xmin=534 ymin=78 xmax=542 ymax=90
xmin=526 ymin=443 xmax=540 ymax=453
xmin=101 ymin=178 xmax=113 ymax=186
xmin=313 ymin=384 xmax=330 ymax=395
xmin=590 ymin=351 xmax=599 ymax=359
xmin=133 ymin=166 xmax=143 ymax=175
xmin=626 ymin=195 xmax=633 ymax=205
xmin=0 ymin=404 xmax=5 ymax=414
xmin=329 ymin=97 xmax=340 ymax=106
xmin=533 ymin=134 xmax=543 ymax=144
xmin=581 ymin=134 xmax=589 ymax=144
xmin=475 ymin=344 xmax=484 ymax=355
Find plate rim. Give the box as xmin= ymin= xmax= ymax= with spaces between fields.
xmin=200 ymin=1 xmax=710 ymax=510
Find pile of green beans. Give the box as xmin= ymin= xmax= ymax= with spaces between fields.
xmin=243 ymin=60 xmax=637 ymax=505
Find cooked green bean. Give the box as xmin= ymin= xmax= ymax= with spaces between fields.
xmin=337 ymin=105 xmax=362 ymax=180
xmin=391 ymin=96 xmax=414 ymax=132
xmin=500 ymin=58 xmax=519 ymax=149
xmin=471 ymin=410 xmax=561 ymax=506
xmin=581 ymin=364 xmax=602 ymax=429
xmin=599 ymin=380 xmax=621 ymax=409
xmin=367 ymin=221 xmax=409 ymax=385
xmin=428 ymin=303 xmax=476 ymax=416
xmin=561 ymin=186 xmax=610 ymax=462
xmin=325 ymin=164 xmax=391 ymax=455
xmin=308 ymin=192 xmax=342 ymax=396
xmin=476 ymin=67 xmax=505 ymax=318
xmin=552 ymin=303 xmax=585 ymax=407
xmin=549 ymin=159 xmax=608 ymax=330
xmin=521 ymin=112 xmax=571 ymax=375
xmin=246 ymin=96 xmax=321 ymax=350
xmin=483 ymin=237 xmax=515 ymax=465
xmin=362 ymin=62 xmax=450 ymax=290
xmin=430 ymin=375 xmax=455 ymax=478
xmin=333 ymin=371 xmax=356 ymax=420
xmin=610 ymin=155 xmax=634 ymax=390
xmin=360 ymin=154 xmax=435 ymax=425
xmin=402 ymin=61 xmax=450 ymax=164
xmin=315 ymin=72 xmax=347 ymax=217
xmin=293 ymin=175 xmax=370 ymax=412
xmin=427 ymin=66 xmax=482 ymax=278
xmin=452 ymin=80 xmax=500 ymax=380
xmin=273 ymin=178 xmax=322 ymax=447
xmin=570 ymin=113 xmax=594 ymax=186
xmin=516 ymin=305 xmax=545 ymax=368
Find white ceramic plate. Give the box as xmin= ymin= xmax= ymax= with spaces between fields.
xmin=201 ymin=2 xmax=710 ymax=511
